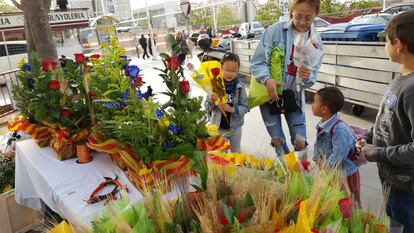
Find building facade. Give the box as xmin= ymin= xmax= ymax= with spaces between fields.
xmin=133 ymin=0 xmax=180 ymax=29
xmin=87 ymin=0 xmax=132 ymax=20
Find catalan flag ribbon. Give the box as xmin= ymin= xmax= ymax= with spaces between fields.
xmin=8 ymin=115 xmax=51 ymax=147
xmin=87 ymin=129 xmax=194 ymax=192
xmin=46 ymin=123 xmax=89 ymax=161
xmin=196 ymin=136 xmax=231 ymax=152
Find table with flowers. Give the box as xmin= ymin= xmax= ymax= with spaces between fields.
xmin=14 ymin=139 xmax=142 ymax=229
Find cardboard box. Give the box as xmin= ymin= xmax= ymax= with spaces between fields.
xmin=0 ymin=190 xmax=41 ymax=233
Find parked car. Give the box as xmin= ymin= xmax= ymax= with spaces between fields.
xmin=314 ymin=17 xmax=331 ymax=33
xmin=314 ymin=17 xmax=330 ymax=28
xmin=381 ymin=2 xmax=414 ymax=14
xmin=318 ymin=14 xmax=393 ymax=42
xmin=239 ymin=22 xmax=265 ymax=38
xmin=350 ymin=13 xmax=394 ymax=25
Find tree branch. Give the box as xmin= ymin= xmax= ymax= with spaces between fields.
xmin=10 ymin=0 xmax=23 ymax=11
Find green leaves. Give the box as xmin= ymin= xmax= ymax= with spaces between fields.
xmin=223 ymin=203 xmax=233 ymax=225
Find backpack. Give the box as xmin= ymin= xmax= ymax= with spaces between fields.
xmin=330 ymin=119 xmax=368 ymax=166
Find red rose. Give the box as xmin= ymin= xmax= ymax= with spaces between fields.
xmin=48 ymin=80 xmax=60 ymax=91
xmin=310 ymin=228 xmax=319 ymax=233
xmin=338 ymin=198 xmax=353 ymax=218
xmin=179 ymin=80 xmax=190 ymax=94
xmin=237 ymin=213 xmax=246 ymax=223
xmin=88 ymin=92 xmax=97 ymax=98
xmin=300 ymin=160 xmax=310 ymax=171
xmin=166 ymin=56 xmax=180 ymax=71
xmin=74 ymin=53 xmax=85 ymax=63
xmin=41 ymin=60 xmax=58 ymax=72
xmin=90 ymin=54 xmax=101 ymax=59
xmin=59 ymin=108 xmax=71 ymax=118
xmin=220 ymin=216 xmax=229 ymax=225
xmin=211 ymin=67 xmax=221 ymax=76
xmin=134 ymin=76 xmax=144 ymax=87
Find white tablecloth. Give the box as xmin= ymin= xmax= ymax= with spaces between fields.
xmin=15 ymin=139 xmax=143 ymax=228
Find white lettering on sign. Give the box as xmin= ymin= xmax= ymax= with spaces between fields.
xmin=0 ymin=9 xmax=89 ymax=29
xmin=48 ymin=11 xmax=87 ymax=22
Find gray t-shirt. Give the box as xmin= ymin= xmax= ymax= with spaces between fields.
xmin=369 ymin=72 xmax=414 ymax=190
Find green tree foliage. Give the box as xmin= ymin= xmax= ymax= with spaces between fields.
xmin=190 ymin=7 xmax=213 ymax=28
xmin=176 ymin=12 xmax=187 ymax=27
xmin=0 ymin=0 xmax=18 ymax=12
xmin=255 ymin=1 xmax=281 ymax=26
xmin=217 ymin=6 xmax=240 ymax=27
xmin=350 ymin=0 xmax=380 ymax=11
xmin=320 ymin=0 xmax=343 ymax=15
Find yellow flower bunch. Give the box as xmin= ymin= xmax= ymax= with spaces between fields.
xmin=210 ymin=152 xmax=278 ymax=171
xmin=206 ymin=123 xmax=219 ymax=137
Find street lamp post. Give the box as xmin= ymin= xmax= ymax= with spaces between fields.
xmin=212 ymin=0 xmax=217 ymax=36
xmin=100 ymin=0 xmax=106 ymax=15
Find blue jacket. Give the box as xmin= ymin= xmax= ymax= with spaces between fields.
xmin=314 ymin=113 xmax=358 ymax=176
xmin=250 ymin=20 xmax=323 ymax=111
xmin=205 ymin=80 xmax=249 ymax=131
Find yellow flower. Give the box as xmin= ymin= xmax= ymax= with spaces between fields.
xmin=234 ymin=153 xmax=247 ymax=165
xmin=249 ymin=157 xmax=261 ymax=169
xmin=206 ymin=124 xmax=219 ymax=137
xmin=18 ymin=58 xmax=26 ymax=69
xmin=264 ymin=158 xmax=274 ymax=170
xmin=158 ymin=117 xmax=170 ymax=128
xmin=226 ymin=152 xmax=235 ymax=162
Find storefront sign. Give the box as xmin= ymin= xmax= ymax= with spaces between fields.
xmin=0 ymin=9 xmax=89 ymax=29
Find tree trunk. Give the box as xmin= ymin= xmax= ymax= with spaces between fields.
xmin=21 ymin=0 xmax=58 ymax=62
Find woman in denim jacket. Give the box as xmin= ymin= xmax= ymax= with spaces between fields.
xmin=250 ymin=0 xmax=323 ymax=155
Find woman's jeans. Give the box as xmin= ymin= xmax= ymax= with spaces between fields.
xmin=381 ymin=177 xmax=414 ymax=233
xmin=259 ymin=104 xmax=306 ymax=155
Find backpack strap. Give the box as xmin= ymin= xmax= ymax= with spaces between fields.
xmin=329 ymin=119 xmax=344 ymax=138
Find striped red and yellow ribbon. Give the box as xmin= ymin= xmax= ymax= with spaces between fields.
xmin=86 ymin=130 xmax=194 ymax=191
xmin=8 ymin=115 xmax=51 ymax=147
xmin=196 ymin=135 xmax=231 ymax=152
xmin=45 ymin=122 xmax=89 ymax=161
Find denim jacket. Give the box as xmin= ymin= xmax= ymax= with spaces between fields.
xmin=313 ymin=113 xmax=358 ymax=176
xmin=250 ymin=20 xmax=323 ymax=111
xmin=205 ymin=80 xmax=249 ymax=131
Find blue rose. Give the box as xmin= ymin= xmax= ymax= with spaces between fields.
xmin=23 ymin=63 xmax=31 ymax=71
xmin=155 ymin=108 xmax=164 ymax=119
xmin=168 ymin=124 xmax=180 ymax=135
xmin=127 ymin=65 xmax=141 ymax=79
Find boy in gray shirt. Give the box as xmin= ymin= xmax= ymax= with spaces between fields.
xmin=357 ymin=10 xmax=414 ymax=233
